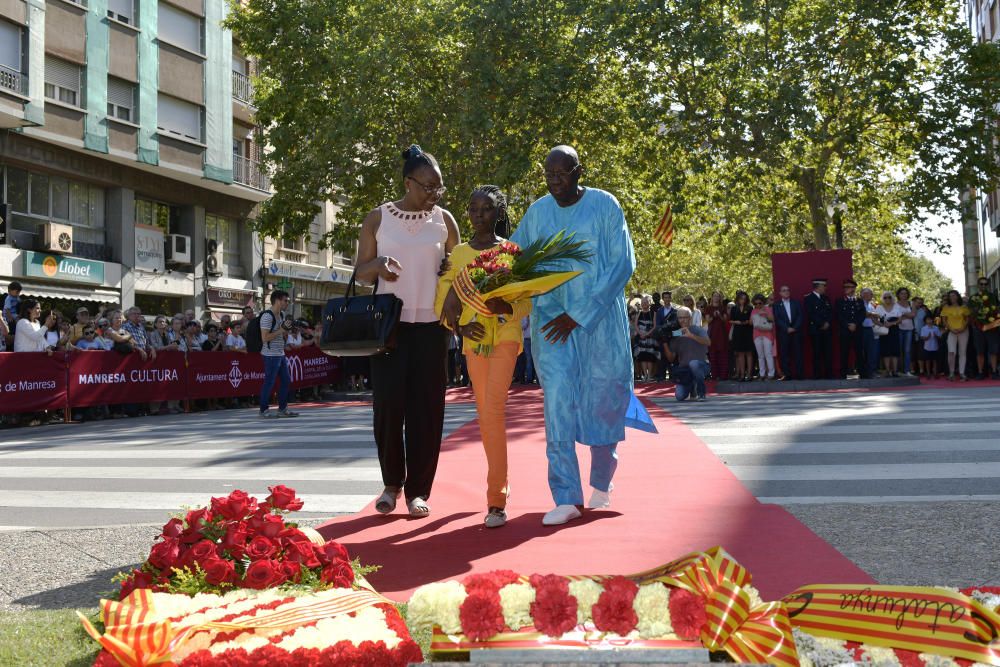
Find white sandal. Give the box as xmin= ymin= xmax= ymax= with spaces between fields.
xmin=406 ymin=497 xmax=430 ymax=517
xmin=375 ymin=488 xmax=401 ymax=514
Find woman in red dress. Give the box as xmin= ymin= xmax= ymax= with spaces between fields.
xmin=703 ymin=291 xmax=730 ymax=380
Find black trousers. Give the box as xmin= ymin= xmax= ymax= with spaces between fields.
xmin=810 ymin=329 xmax=833 ymax=379
xmin=839 ymin=327 xmax=863 ymax=377
xmin=370 ymin=322 xmax=448 ymax=501
xmin=777 ymin=329 xmax=803 ymax=380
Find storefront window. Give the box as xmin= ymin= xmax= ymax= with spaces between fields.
xmin=51 ymin=176 xmax=69 ymax=221
xmin=2 ymin=165 xmax=107 ymax=259
xmin=136 ymin=294 xmax=183 ymax=319
xmin=206 ymin=214 xmax=243 ymax=278
xmin=30 ymin=173 xmax=48 ymax=216
xmin=6 ymin=166 xmax=28 ymax=212
xmin=135 ymin=198 xmax=175 ymax=233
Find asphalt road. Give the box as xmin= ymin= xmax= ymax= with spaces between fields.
xmin=1 ymin=387 xmax=997 ymax=611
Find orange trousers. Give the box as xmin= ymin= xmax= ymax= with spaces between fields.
xmin=465 ymin=342 xmax=519 ymax=509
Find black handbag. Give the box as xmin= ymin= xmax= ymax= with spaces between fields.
xmin=320 ymin=273 xmax=403 ymax=356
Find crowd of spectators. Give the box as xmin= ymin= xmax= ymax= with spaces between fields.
xmin=0 ymin=281 xmax=338 ymax=427
xmin=629 ymin=278 xmax=1000 ymax=401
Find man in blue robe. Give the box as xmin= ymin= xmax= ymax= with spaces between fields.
xmin=510 ymin=145 xmax=636 ymax=526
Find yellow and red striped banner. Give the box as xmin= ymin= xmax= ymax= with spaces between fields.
xmin=783 ymin=584 xmax=1000 ymax=665
xmin=453 ymin=267 xmax=494 ymax=317
xmin=653 ymin=204 xmax=674 ymax=247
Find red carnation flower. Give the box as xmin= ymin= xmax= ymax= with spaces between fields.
xmin=529 ymin=575 xmax=577 ymax=637
xmin=592 ymin=577 xmax=639 ymax=636
xmin=266 ymin=484 xmax=304 ymax=512
xmin=161 ymin=517 xmax=185 ymax=539
xmin=243 ymin=559 xmax=283 ymax=589
xmin=147 ymin=537 xmax=181 ymax=571
xmin=210 ymin=490 xmax=256 ymax=521
xmin=320 ymin=559 xmax=355 ymax=588
xmin=202 ymin=557 xmax=236 ymax=586
xmin=459 ymin=590 xmax=506 ymax=641
xmin=245 ymin=535 xmax=278 ymax=561
xmin=894 ymin=648 xmax=926 ymax=667
xmin=669 ymin=588 xmax=707 ymax=640
xmin=247 ymin=513 xmax=284 ymax=538
xmin=463 ymin=570 xmax=521 ymax=595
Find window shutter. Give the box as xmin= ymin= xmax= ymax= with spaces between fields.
xmin=158 ymin=3 xmax=202 ymax=54
xmin=107 ymin=0 xmax=133 ymax=21
xmin=0 ymin=21 xmax=20 ymax=72
xmin=45 ymin=56 xmax=81 ymax=93
xmin=157 ymin=94 xmax=202 ymax=141
xmin=108 ymin=77 xmax=134 ymax=109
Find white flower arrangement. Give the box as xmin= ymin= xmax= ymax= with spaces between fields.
xmin=567 ymin=579 xmax=603 ymax=624
xmin=632 ymin=583 xmax=673 ymax=639
xmin=406 ymin=580 xmax=467 ymax=634
xmin=498 ymin=583 xmax=535 ymax=631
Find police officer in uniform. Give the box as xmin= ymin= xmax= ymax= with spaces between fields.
xmin=836 ymin=278 xmax=866 ymax=378
xmin=804 ymin=278 xmax=833 ymax=379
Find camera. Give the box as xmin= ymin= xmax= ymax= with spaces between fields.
xmin=653 ymin=321 xmax=682 ymax=344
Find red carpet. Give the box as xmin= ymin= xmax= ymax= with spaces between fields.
xmin=316 ymin=394 xmax=873 ymax=602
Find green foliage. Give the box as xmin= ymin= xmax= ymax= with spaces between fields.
xmin=227 ymin=0 xmax=1000 ymax=291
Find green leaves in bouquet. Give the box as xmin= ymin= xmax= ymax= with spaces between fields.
xmin=511 ymin=230 xmax=594 ymax=281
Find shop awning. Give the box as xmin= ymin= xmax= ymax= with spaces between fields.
xmin=17 ymin=281 xmax=121 ymax=304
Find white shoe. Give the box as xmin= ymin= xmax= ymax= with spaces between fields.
xmin=587 ymin=483 xmax=613 ymax=509
xmin=542 ymin=505 xmax=582 ymax=526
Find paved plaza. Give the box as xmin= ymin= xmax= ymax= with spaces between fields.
xmin=1 ymin=387 xmax=998 ymax=611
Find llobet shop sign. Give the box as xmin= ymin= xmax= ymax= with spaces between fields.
xmin=206 ymin=287 xmax=255 ymax=310
xmin=24 ymin=251 xmax=105 ymax=284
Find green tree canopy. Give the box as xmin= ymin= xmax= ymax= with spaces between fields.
xmin=228 ymin=0 xmax=999 ymax=294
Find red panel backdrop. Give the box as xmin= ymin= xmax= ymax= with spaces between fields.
xmin=186 ymin=347 xmax=342 ymax=400
xmin=0 ymin=352 xmax=67 ymax=413
xmin=771 ymin=249 xmax=854 ymax=379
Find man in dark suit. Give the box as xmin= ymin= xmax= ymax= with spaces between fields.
xmin=773 ymin=284 xmax=804 ymax=380
xmin=804 ymin=278 xmax=834 ymax=379
xmin=836 ymin=278 xmax=867 ymax=378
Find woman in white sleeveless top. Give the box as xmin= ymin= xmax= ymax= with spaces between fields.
xmin=355 ymin=145 xmax=460 ymax=517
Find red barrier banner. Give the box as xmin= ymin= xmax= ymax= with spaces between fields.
xmin=67 ymin=350 xmax=188 ymax=407
xmin=186 ymin=352 xmax=265 ymax=400
xmin=0 ymin=351 xmax=68 ymax=413
xmin=287 ymin=346 xmax=342 ymax=388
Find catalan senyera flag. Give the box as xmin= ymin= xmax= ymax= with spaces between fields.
xmin=653 ymin=204 xmax=674 ymax=247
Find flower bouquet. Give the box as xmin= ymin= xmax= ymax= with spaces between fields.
xmin=81 ymin=486 xmax=421 ymax=667
xmin=407 ymin=547 xmax=798 ymax=665
xmin=113 ymin=485 xmax=361 ymax=598
xmin=453 ymin=230 xmax=592 ymax=354
xmin=969 ymin=292 xmax=1000 ymax=332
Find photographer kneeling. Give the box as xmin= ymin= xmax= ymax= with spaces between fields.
xmin=662 ymin=306 xmax=712 ymax=402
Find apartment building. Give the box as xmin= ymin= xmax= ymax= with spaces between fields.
xmin=0 ymin=0 xmax=270 ymax=320
xmin=966 ymin=0 xmax=1000 ymax=293
xmin=262 ymin=199 xmax=357 ymax=323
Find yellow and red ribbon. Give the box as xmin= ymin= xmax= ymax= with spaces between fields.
xmin=79 ymin=585 xmax=393 ymax=667
xmin=783 ymin=584 xmax=1000 ymax=665
xmin=641 ymin=547 xmax=799 ymax=667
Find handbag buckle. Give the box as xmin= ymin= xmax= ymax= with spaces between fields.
xmin=374 ymin=312 xmax=383 ymax=320
xmin=367 ymin=304 xmax=374 ymax=312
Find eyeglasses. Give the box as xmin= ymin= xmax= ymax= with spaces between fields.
xmin=407 ymin=176 xmax=446 ymax=196
xmin=543 ymin=164 xmax=580 ymax=181
xmin=83 ymin=331 xmax=95 ymax=336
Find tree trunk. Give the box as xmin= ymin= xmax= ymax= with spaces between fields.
xmin=794 ymin=166 xmax=832 ymax=250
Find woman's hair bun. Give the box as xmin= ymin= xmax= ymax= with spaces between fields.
xmin=402 ymin=144 xmax=424 ymax=161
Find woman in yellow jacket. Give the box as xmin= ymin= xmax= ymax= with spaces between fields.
xmin=437 ymin=185 xmax=531 ymax=529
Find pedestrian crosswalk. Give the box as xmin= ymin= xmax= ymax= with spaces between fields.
xmin=650 ymin=388 xmax=1000 ymax=504
xmin=0 ymin=404 xmax=479 ymax=529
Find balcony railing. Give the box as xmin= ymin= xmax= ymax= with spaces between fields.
xmin=0 ymin=65 xmax=26 ymax=96
xmin=232 ymin=71 xmax=253 ymax=105
xmin=233 ymin=155 xmax=270 ymax=191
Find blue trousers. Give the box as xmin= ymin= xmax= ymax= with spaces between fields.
xmin=900 ymin=330 xmax=913 ymax=373
xmin=547 ymin=441 xmax=618 ymax=505
xmin=260 ymin=355 xmax=291 ymax=413
xmin=674 ymin=360 xmax=709 ymax=401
